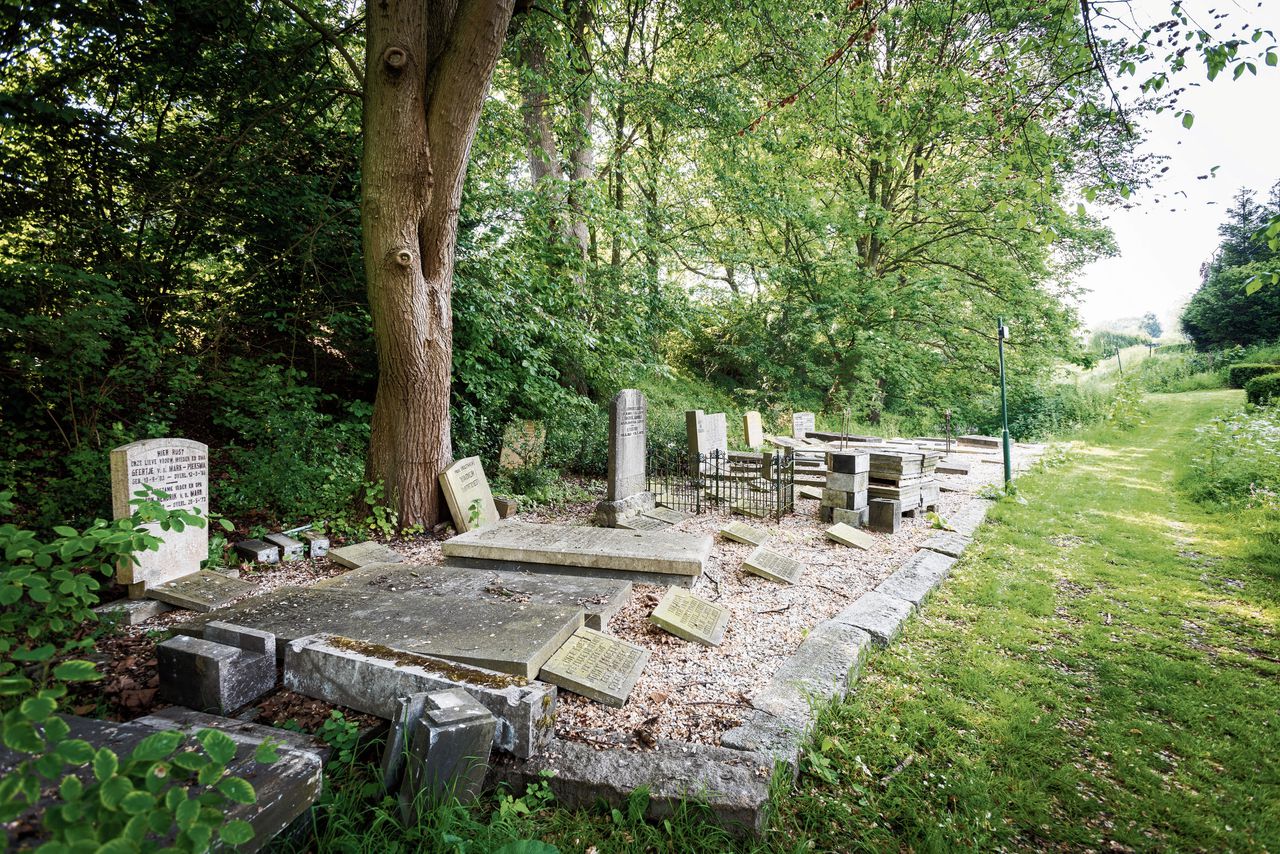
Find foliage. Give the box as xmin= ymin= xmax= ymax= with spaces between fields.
xmin=1183 ymin=405 xmax=1280 ymax=508
xmin=1245 ymin=372 xmax=1280 ymax=406
xmin=1139 ymin=312 xmax=1162 ymax=339
xmin=1227 ymin=362 xmax=1280 ymax=389
xmin=1104 ymin=377 xmax=1148 ymax=429
xmin=1088 ymin=330 xmax=1149 ymax=357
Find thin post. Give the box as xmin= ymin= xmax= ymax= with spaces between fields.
xmin=998 ymin=317 xmax=1012 ymax=486
xmin=1116 ymin=349 xmax=1124 ymax=376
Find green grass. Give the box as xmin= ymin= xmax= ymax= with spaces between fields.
xmin=282 ymin=390 xmax=1280 ymax=853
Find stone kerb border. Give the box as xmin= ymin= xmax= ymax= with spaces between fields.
xmin=489 ymin=499 xmax=997 ymax=837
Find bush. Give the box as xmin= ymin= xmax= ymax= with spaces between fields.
xmin=1245 ymin=371 xmax=1280 ymax=406
xmin=1181 ymin=406 xmax=1280 ymax=506
xmin=1227 ymin=363 xmax=1280 ymax=388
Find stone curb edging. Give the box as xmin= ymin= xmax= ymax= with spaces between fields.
xmin=485 ymin=498 xmax=996 ymax=837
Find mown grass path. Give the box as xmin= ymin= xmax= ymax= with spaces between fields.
xmin=770 ymin=390 xmax=1279 ymax=852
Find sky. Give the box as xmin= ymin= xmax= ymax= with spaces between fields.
xmin=1074 ymin=0 xmax=1280 ymax=333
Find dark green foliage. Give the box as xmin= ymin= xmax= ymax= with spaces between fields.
xmin=1227 ymin=363 xmax=1280 ymax=388
xmin=1245 ymin=372 xmax=1280 ymax=405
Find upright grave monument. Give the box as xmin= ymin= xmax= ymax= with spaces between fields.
xmin=440 ymin=456 xmax=499 ymax=533
xmin=110 ymin=438 xmax=209 ymax=595
xmin=791 ymin=412 xmax=816 ymax=439
xmin=706 ymin=413 xmax=729 ymax=456
xmin=595 ymin=389 xmax=656 ymax=527
xmin=743 ymin=411 xmax=764 ymax=449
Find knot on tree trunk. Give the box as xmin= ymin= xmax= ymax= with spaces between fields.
xmin=383 ymin=47 xmax=408 ymax=72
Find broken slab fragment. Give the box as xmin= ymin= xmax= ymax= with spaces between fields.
xmin=283 ymin=634 xmax=555 ymax=759
xmin=328 ymin=540 xmax=406 ymax=570
xmin=920 ymin=530 xmax=972 ymax=559
xmin=156 ymin=631 xmax=276 ymax=714
xmin=399 ymin=689 xmax=497 ymax=822
xmin=649 ymin=588 xmax=728 ymax=646
xmin=719 ymin=521 xmax=769 ymax=547
xmin=831 ymin=590 xmax=914 ymax=647
xmin=875 ymin=549 xmax=957 ymax=609
xmin=147 ymin=569 xmax=255 ymax=612
xmin=442 ymin=521 xmax=710 ymax=583
xmin=235 ymin=539 xmax=279 ymax=565
xmin=265 ymin=532 xmax=305 ymax=562
xmin=93 ymin=597 xmax=175 ymax=625
xmin=489 ymin=738 xmax=774 ymax=839
xmin=741 ymin=546 xmax=804 ymax=585
xmin=825 ymin=523 xmax=874 ymax=550
xmin=301 ymin=530 xmax=330 ymax=557
xmin=538 ymin=627 xmax=648 ymax=708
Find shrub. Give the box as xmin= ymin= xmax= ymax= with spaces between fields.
xmin=1227 ymin=363 xmax=1280 ymax=388
xmin=1181 ymin=406 xmax=1280 ymax=506
xmin=1245 ymin=371 xmax=1280 ymax=406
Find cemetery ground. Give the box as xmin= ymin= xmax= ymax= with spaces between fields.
xmin=280 ymin=389 xmax=1279 ymax=852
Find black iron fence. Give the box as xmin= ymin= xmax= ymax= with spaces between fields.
xmin=647 ymin=446 xmax=795 ymax=520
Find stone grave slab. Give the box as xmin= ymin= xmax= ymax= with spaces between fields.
xmin=399 ymin=689 xmax=496 ymax=821
xmin=329 ymin=540 xmax=406 ymax=570
xmin=93 ymin=597 xmax=175 ymax=625
xmin=176 ymin=585 xmax=583 ymax=678
xmin=439 ymin=456 xmax=500 ymax=533
xmin=825 ymin=523 xmax=875 ymax=550
xmin=265 ymin=532 xmax=305 ymax=561
xmin=685 ymin=409 xmax=708 ymax=459
xmin=743 ymin=411 xmax=764 ymax=448
xmin=498 ymin=420 xmax=546 ymax=472
xmin=921 ymin=530 xmax=971 ymax=558
xmin=311 ymin=562 xmax=630 ymax=631
xmin=649 ymin=587 xmax=728 ymax=646
xmin=538 ymin=627 xmax=649 ymax=707
xmin=110 ymin=438 xmax=209 ymax=592
xmin=742 ymin=545 xmax=804 ymax=585
xmin=719 ymin=521 xmax=769 ymax=547
xmin=706 ymin=413 xmax=729 ymax=455
xmin=749 ymin=620 xmax=870 ymax=722
xmin=936 ymin=460 xmax=971 ymax=476
xmin=642 ymin=506 xmax=689 ymax=525
xmin=875 ymin=549 xmax=956 ymax=609
xmin=147 ymin=569 xmax=254 ymax=612
xmin=441 ymin=521 xmax=710 ymax=582
xmin=831 ymin=590 xmax=914 ymax=646
xmin=605 ymin=390 xmax=648 ymax=502
xmin=796 ymin=485 xmax=823 ymax=501
xmin=0 ymin=714 xmax=322 ymax=854
xmin=235 ymin=539 xmax=279 ymax=564
xmin=614 ymin=513 xmax=668 ymax=531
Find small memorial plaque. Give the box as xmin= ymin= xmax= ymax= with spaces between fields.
xmin=329 ymin=541 xmax=406 ymax=570
xmin=148 ymin=569 xmax=254 ymax=613
xmin=796 ymin=485 xmax=823 ymax=500
xmin=742 ymin=545 xmax=805 ymax=585
xmin=791 ymin=412 xmax=816 ymax=439
xmin=614 ymin=514 xmax=667 ymax=531
xmin=719 ymin=521 xmax=769 ymax=547
xmin=538 ymin=627 xmax=649 ymax=707
xmin=743 ymin=411 xmax=764 ymax=449
xmin=649 ymin=587 xmax=728 ymax=646
xmin=826 ymin=523 xmax=875 ymax=550
xmin=439 ymin=456 xmax=499 ymax=533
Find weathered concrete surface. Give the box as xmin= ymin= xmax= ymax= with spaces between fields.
xmin=875 ymin=549 xmax=957 ymax=610
xmin=920 ymin=530 xmax=972 ymax=559
xmin=175 ymin=585 xmax=583 ymax=678
xmin=93 ymin=597 xmax=175 ymax=625
xmin=489 ymin=738 xmax=775 ymax=838
xmin=831 ymin=590 xmax=914 ymax=646
xmin=537 ymin=627 xmax=649 ymax=707
xmin=148 ymin=569 xmax=255 ymax=612
xmin=442 ymin=521 xmax=711 ymax=578
xmin=749 ymin=622 xmax=870 ymax=722
xmin=719 ymin=709 xmax=806 ymax=771
xmin=328 ymin=541 xmax=405 ymax=570
xmin=0 ymin=714 xmax=322 ymax=854
xmin=399 ymin=689 xmax=496 ymax=821
xmin=947 ymin=499 xmax=995 ymax=536
xmin=283 ymin=634 xmax=556 ymax=759
xmin=156 ymin=633 xmax=276 ymax=714
xmin=311 ymin=562 xmax=631 ymax=632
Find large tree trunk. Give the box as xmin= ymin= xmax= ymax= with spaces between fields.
xmin=363 ymin=0 xmax=514 ymax=527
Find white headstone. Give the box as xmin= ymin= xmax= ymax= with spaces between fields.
xmin=607 ymin=390 xmax=647 ymax=501
xmin=110 ymin=438 xmax=209 ymax=592
xmin=706 ymin=413 xmax=728 ymax=455
xmin=439 ymin=457 xmax=499 ymax=533
xmin=743 ymin=411 xmax=764 ymax=449
xmin=792 ymin=412 xmax=816 ymax=439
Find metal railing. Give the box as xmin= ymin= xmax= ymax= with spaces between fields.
xmin=647 ymin=446 xmax=795 ymax=520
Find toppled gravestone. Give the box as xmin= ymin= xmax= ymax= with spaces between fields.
xmin=398 ymin=689 xmax=497 ymax=823
xmin=156 ymin=621 xmax=276 ymax=714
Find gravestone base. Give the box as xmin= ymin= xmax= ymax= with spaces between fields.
xmin=444 ymin=556 xmax=697 ymax=589
xmin=399 ymin=689 xmax=497 ymax=822
xmin=594 ymin=490 xmax=656 ymax=528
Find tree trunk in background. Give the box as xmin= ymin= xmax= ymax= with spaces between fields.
xmin=363 ymin=0 xmax=514 ymax=527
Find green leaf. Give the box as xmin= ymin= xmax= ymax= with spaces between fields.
xmin=59 ymin=774 xmax=84 ymax=801
xmin=252 ymin=741 xmax=279 ymax=764
xmin=120 ymin=789 xmax=156 ymax=815
xmin=93 ymin=747 xmax=119 ymax=782
xmin=52 ymin=660 xmax=100 ymax=682
xmin=53 ymin=525 xmax=79 ymax=538
xmin=175 ymin=797 xmax=200 ymax=829
xmin=218 ymin=819 xmax=255 ymax=846
xmin=0 ymin=675 xmax=34 ymax=695
xmin=130 ymin=730 xmax=182 ymax=763
xmin=217 ymin=776 xmax=256 ymax=805
xmin=13 ymin=644 xmax=56 ymax=662
xmin=172 ymin=749 xmax=209 ymax=771
xmin=56 ymin=738 xmax=96 ymax=765
xmin=1181 ymin=111 xmax=1194 ymax=129
xmin=197 ymin=729 xmax=237 ymax=765
xmin=3 ymin=720 xmax=43 ymax=752
xmin=19 ymin=695 xmax=57 ymax=721
xmin=99 ymin=774 xmax=133 ymax=809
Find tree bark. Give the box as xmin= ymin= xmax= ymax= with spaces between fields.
xmin=363 ymin=0 xmax=515 ymax=527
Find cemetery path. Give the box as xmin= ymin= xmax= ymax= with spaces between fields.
xmin=767 ymin=390 xmax=1280 ymax=853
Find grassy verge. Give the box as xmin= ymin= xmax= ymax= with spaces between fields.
xmin=770 ymin=389 xmax=1280 ymax=851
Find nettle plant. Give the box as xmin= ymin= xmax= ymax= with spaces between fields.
xmin=0 ymin=488 xmax=271 ymax=851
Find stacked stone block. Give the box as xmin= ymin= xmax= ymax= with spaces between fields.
xmin=819 ymin=451 xmax=870 ymax=526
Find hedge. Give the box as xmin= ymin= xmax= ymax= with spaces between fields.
xmin=1245 ymin=371 xmax=1280 ymax=406
xmin=1227 ymin=363 xmax=1280 ymax=388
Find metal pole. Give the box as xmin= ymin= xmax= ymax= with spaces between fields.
xmin=1116 ymin=349 xmax=1123 ymax=376
xmin=998 ymin=317 xmax=1012 ymax=486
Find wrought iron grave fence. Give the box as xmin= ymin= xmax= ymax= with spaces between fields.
xmin=646 ymin=446 xmax=795 ymax=520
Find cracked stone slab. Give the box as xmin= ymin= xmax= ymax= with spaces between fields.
xmin=749 ymin=621 xmax=871 ymax=722
xmin=831 ymin=590 xmax=914 ymax=646
xmin=947 ymin=499 xmax=995 ymax=536
xmin=719 ymin=709 xmax=806 ymax=773
xmin=920 ymin=530 xmax=972 ymax=558
xmin=875 ymin=549 xmax=957 ymax=610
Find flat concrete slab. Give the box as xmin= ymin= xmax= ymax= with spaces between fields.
xmin=741 ymin=545 xmax=804 ymax=585
xmin=176 ymin=585 xmax=583 ymax=678
xmin=920 ymin=530 xmax=972 ymax=558
xmin=825 ymin=523 xmax=874 ymax=550
xmin=441 ymin=521 xmax=711 ymax=579
xmin=329 ymin=541 xmax=406 ymax=570
xmin=831 ymin=590 xmax=914 ymax=646
xmin=948 ymin=499 xmax=995 ymax=536
xmin=312 ymin=562 xmax=631 ymax=631
xmin=875 ymin=549 xmax=956 ymax=609
xmin=537 ymin=627 xmax=649 ymax=707
xmin=649 ymin=588 xmax=728 ymax=646
xmin=147 ymin=569 xmax=255 ymax=612
xmin=719 ymin=521 xmax=769 ymax=546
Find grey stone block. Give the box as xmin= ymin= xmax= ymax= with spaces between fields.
xmin=827 ymin=452 xmax=869 ymax=474
xmin=93 ymin=598 xmax=175 ymax=625
xmin=283 ymin=634 xmax=555 ymax=759
xmin=921 ymin=530 xmax=971 ymax=558
xmin=594 ymin=491 xmax=656 ymax=528
xmin=832 ymin=507 xmax=868 ymax=527
xmin=831 ymin=590 xmax=914 ymax=646
xmin=156 ymin=634 xmax=276 ymax=714
xmin=489 ymin=738 xmax=774 ymax=838
xmin=949 ymin=499 xmax=995 ymax=536
xmin=399 ymin=689 xmax=496 ymax=821
xmin=719 ymin=710 xmax=805 ymax=772
xmin=825 ymin=471 xmax=869 ymax=493
xmin=875 ymin=549 xmax=956 ymax=609
xmin=265 ymin=533 xmax=305 ymax=562
xmin=235 ymin=539 xmax=279 ymax=564
xmin=868 ymin=498 xmax=901 ymax=534
xmin=301 ymin=530 xmax=330 ymax=558
xmin=749 ymin=622 xmax=870 ymax=722
xmin=204 ymin=620 xmax=275 ymax=656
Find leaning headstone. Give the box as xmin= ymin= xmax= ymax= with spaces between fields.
xmin=649 ymin=588 xmax=728 ymax=646
xmin=742 ymin=545 xmax=804 ymax=585
xmin=439 ymin=456 xmax=500 ymax=533
xmin=265 ymin=533 xmax=305 ymax=562
xmin=498 ymin=420 xmax=546 ymax=472
xmin=148 ymin=570 xmax=254 ymax=612
xmin=825 ymin=523 xmax=875 ymax=550
xmin=685 ymin=409 xmax=709 ymax=472
xmin=791 ymin=412 xmax=816 ymax=439
xmin=234 ymin=539 xmax=279 ymax=564
xmin=156 ymin=623 xmax=276 ymax=713
xmin=743 ymin=411 xmax=764 ymax=449
xmin=110 ymin=438 xmax=210 ymax=594
xmin=399 ymin=689 xmax=497 ymax=821
xmin=538 ymin=627 xmax=649 ymax=707
xmin=595 ymin=389 xmax=656 ymax=527
xmin=328 ymin=540 xmax=405 ymax=570
xmin=719 ymin=520 xmax=769 ymax=547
